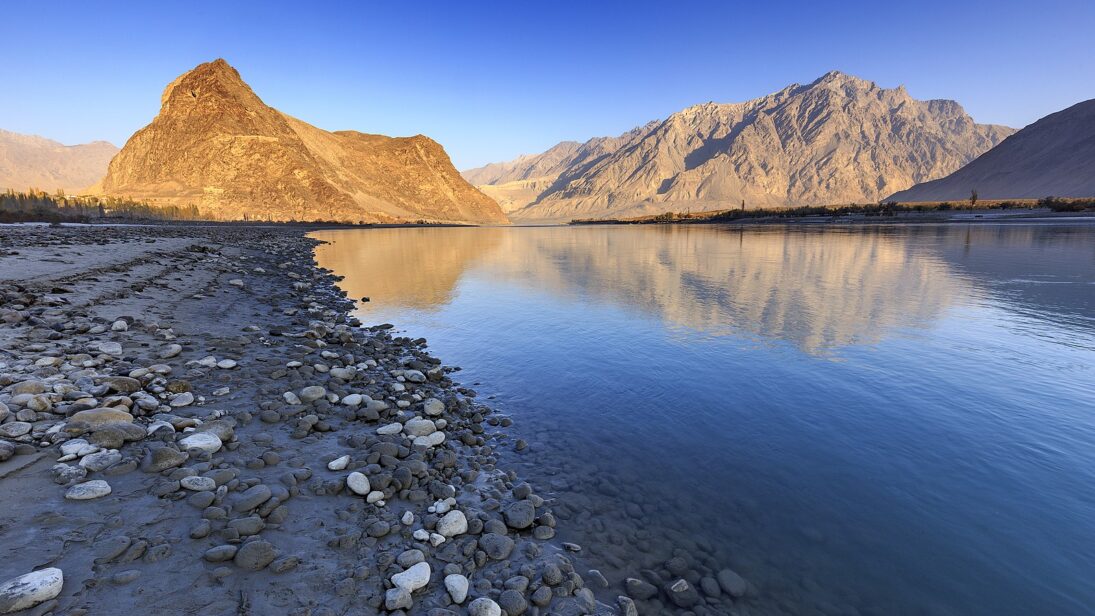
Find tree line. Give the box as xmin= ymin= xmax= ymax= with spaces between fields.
xmin=0 ymin=189 xmax=203 ymax=223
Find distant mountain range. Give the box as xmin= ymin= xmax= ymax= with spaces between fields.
xmin=0 ymin=130 xmax=117 ymax=193
xmin=93 ymin=59 xmax=507 ymax=224
xmin=889 ymin=99 xmax=1095 ymax=202
xmin=464 ymin=71 xmax=1015 ymax=221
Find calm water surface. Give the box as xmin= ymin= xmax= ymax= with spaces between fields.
xmin=312 ymin=224 xmax=1095 ymax=615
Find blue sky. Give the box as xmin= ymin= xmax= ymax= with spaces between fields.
xmin=2 ymin=0 xmax=1093 ymax=169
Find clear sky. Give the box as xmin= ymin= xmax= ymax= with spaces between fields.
xmin=2 ymin=0 xmax=1093 ymax=169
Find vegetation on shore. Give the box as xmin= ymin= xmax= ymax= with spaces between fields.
xmin=569 ymin=197 xmax=1095 ymax=225
xmin=0 ymin=189 xmax=202 ymax=223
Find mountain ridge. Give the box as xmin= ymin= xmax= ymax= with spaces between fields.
xmin=97 ymin=59 xmax=508 ymax=224
xmin=464 ymin=71 xmax=1013 ymax=221
xmin=0 ymin=129 xmax=118 ymax=192
xmin=889 ymin=98 xmax=1095 ymax=202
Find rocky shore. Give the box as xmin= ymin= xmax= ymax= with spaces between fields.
xmin=0 ymin=224 xmax=614 ymax=615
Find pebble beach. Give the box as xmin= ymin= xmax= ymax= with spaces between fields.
xmin=0 ymin=224 xmax=751 ymax=616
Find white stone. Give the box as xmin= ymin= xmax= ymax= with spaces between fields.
xmin=283 ymin=392 xmax=302 ymax=405
xmin=229 ymin=279 xmax=244 ymax=287
xmin=403 ymin=418 xmax=436 ymax=437
xmin=430 ymin=532 xmax=445 ymax=546
xmin=341 ymin=394 xmax=363 ymax=406
xmin=111 ymin=320 xmax=128 ymax=331
xmin=60 ymin=439 xmax=89 ymax=457
xmin=0 ymin=567 xmax=63 ymax=614
xmin=180 ymin=476 xmax=216 ymax=491
xmin=197 ymin=356 xmax=218 ymax=368
xmin=299 ymin=386 xmax=326 ymax=403
xmin=413 ymin=432 xmax=446 ymax=448
xmin=468 ymin=597 xmax=502 ymax=616
xmin=216 ymin=359 xmax=237 ymax=369
xmin=366 ymin=490 xmax=384 ymax=504
xmin=329 ymin=367 xmax=355 ymax=380
xmin=413 ymin=529 xmax=430 ymax=541
xmin=404 ymin=370 xmax=427 ymax=383
xmin=327 ymin=455 xmax=350 ymax=471
xmin=377 ymin=423 xmax=403 ymax=436
xmin=423 ymin=398 xmax=444 ymax=416
xmin=179 ymin=432 xmax=222 ymax=454
xmin=391 ymin=562 xmax=430 ymax=592
xmin=65 ymin=480 xmax=111 ymax=500
xmin=94 ymin=341 xmax=122 ymax=355
xmin=169 ymin=392 xmax=194 ymax=407
xmin=346 ymin=472 xmax=370 ymax=495
xmin=444 ymin=574 xmax=469 ymax=604
xmin=159 ymin=344 xmax=182 ymax=359
xmin=436 ymin=510 xmax=467 ymax=537
xmin=401 ymin=511 xmax=415 ymax=526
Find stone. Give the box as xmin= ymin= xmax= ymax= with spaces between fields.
xmin=234 ymin=540 xmax=277 ymax=570
xmin=423 ymin=397 xmax=444 ymax=416
xmin=498 ymin=589 xmax=527 ymax=616
xmin=667 ymin=578 xmax=700 ymax=608
xmin=0 ymin=567 xmax=63 ymax=614
xmin=10 ymin=380 xmax=46 ymax=395
xmin=436 ymin=510 xmax=468 ymax=537
xmin=216 ymin=359 xmax=237 ymax=369
xmin=391 ymin=561 xmax=430 ymax=592
xmin=143 ymin=446 xmax=188 ymax=472
xmin=299 ymin=386 xmax=326 ymax=403
xmin=0 ymin=442 xmax=14 ymax=462
xmin=94 ymin=341 xmax=123 ymax=355
xmin=101 ymin=376 xmax=141 ymax=393
xmin=233 ymin=484 xmax=272 ymax=512
xmin=228 ymin=516 xmax=265 ymax=536
xmin=413 ymin=432 xmax=445 ymax=448
xmin=181 ymin=476 xmax=216 ymax=491
xmin=504 ymin=500 xmax=536 ymax=530
xmin=385 ymin=587 xmax=412 ymax=611
xmin=79 ymin=450 xmax=121 ymax=472
xmin=69 ymin=408 xmax=134 ymax=429
xmin=346 ymin=472 xmax=370 ymax=496
xmin=159 ymin=344 xmax=182 ymax=359
xmin=65 ymin=480 xmax=111 ymax=500
xmin=444 ymin=574 xmax=469 ymax=604
xmin=479 ymin=533 xmax=514 ymax=560
xmin=617 ymin=596 xmax=638 ymax=616
xmin=717 ymin=568 xmax=748 ymax=597
xmin=376 ymin=423 xmax=402 ymax=435
xmin=179 ymin=432 xmax=221 ymax=454
xmin=0 ymin=422 xmax=31 ymax=438
xmin=341 ymin=393 xmax=363 ymax=406
xmin=625 ymin=577 xmax=657 ymax=600
xmin=468 ymin=597 xmax=501 ymax=616
xmin=327 ymin=455 xmax=350 ymax=471
xmin=203 ymin=545 xmax=238 ymax=562
xmin=404 ymin=370 xmax=426 ymax=383
xmin=403 ymin=417 xmax=436 ymax=437
xmin=169 ymin=392 xmax=194 ymax=407
xmin=530 ymin=586 xmax=552 ymax=607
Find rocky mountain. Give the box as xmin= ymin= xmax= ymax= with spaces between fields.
xmin=96 ymin=59 xmax=507 ymax=224
xmin=465 ymin=72 xmax=1013 ymax=221
xmin=0 ymin=130 xmax=117 ymax=192
xmin=889 ymin=99 xmax=1095 ymax=202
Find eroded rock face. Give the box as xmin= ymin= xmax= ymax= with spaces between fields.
xmin=466 ymin=70 xmax=1015 ymax=221
xmin=97 ymin=59 xmax=508 ymax=225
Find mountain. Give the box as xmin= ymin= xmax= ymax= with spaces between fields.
xmin=96 ymin=59 xmax=507 ymax=224
xmin=889 ymin=99 xmax=1095 ymax=202
xmin=0 ymin=130 xmax=117 ymax=192
xmin=465 ymin=71 xmax=1013 ymax=221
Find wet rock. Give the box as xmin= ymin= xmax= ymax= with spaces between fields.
xmin=498 ymin=589 xmax=527 ymax=615
xmin=717 ymin=568 xmax=748 ymax=597
xmin=666 ymin=578 xmax=699 ymax=608
xmin=65 ymin=480 xmax=111 ymax=500
xmin=0 ymin=567 xmax=63 ymax=614
xmin=504 ymin=500 xmax=536 ymax=530
xmin=479 ymin=533 xmax=514 ymax=560
xmin=0 ymin=422 xmax=32 ymax=438
xmin=626 ymin=577 xmax=658 ymax=600
xmin=180 ymin=476 xmax=216 ymax=491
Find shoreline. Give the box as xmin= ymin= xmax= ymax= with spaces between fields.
xmin=0 ymin=225 xmax=615 ymax=615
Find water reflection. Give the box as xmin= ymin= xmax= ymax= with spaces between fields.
xmin=314 ymin=225 xmax=976 ymax=353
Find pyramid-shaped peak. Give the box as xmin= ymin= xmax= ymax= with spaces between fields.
xmin=160 ymin=59 xmax=252 ymax=108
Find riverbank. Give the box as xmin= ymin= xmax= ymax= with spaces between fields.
xmin=0 ymin=224 xmax=623 ymax=615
